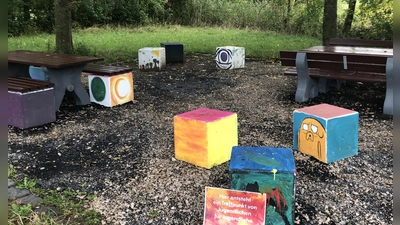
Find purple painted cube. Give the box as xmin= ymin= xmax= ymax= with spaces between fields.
xmin=8 ymin=88 xmax=56 ymax=129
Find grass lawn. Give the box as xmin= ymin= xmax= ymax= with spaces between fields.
xmin=8 ymin=25 xmax=321 ymax=64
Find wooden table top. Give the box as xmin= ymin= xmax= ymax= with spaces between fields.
xmin=8 ymin=50 xmax=104 ymax=68
xmin=302 ymin=46 xmax=393 ymax=58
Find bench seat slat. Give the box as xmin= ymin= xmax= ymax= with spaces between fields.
xmin=8 ymin=78 xmax=53 ymax=87
xmin=8 ymin=77 xmax=54 ymax=93
xmin=280 ymin=50 xmax=389 ymax=63
xmin=83 ymin=64 xmax=133 ymax=75
xmin=280 ymin=59 xmax=386 ymax=74
xmin=305 ymin=52 xmax=389 ymax=64
xmin=283 ymin=68 xmax=386 ymax=83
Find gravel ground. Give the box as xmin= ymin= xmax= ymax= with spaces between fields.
xmin=8 ymin=54 xmax=393 ymax=225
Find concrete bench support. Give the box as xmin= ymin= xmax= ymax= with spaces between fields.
xmin=295 ymin=52 xmax=318 ymax=102
xmin=383 ymin=58 xmax=393 ymax=115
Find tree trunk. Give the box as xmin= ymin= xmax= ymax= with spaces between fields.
xmin=54 ymin=0 xmax=73 ymax=54
xmin=284 ymin=0 xmax=292 ymax=28
xmin=322 ymin=0 xmax=337 ymax=46
xmin=23 ymin=0 xmax=31 ymax=22
xmin=342 ymin=0 xmax=356 ymax=36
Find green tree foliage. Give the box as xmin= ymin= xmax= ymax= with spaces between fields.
xmin=71 ymin=0 xmax=171 ymax=28
xmin=8 ymin=0 xmax=54 ymax=36
xmin=8 ymin=0 xmax=25 ymax=36
xmin=288 ymin=0 xmax=325 ymax=37
xmin=167 ymin=0 xmax=195 ymax=25
xmin=32 ymin=0 xmax=55 ymax=33
xmin=341 ymin=0 xmax=357 ymax=35
xmin=71 ymin=0 xmax=114 ymax=27
xmin=353 ymin=0 xmax=393 ymax=39
xmin=8 ymin=0 xmax=393 ymax=40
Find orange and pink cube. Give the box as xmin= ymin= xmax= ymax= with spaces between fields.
xmin=174 ymin=108 xmax=238 ymax=169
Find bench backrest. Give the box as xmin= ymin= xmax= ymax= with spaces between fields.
xmin=279 ymin=50 xmax=388 ymax=74
xmin=328 ymin=38 xmax=393 ymax=48
xmin=8 ymin=77 xmax=54 ymax=93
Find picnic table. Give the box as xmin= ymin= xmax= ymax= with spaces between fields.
xmin=280 ymin=45 xmax=393 ymax=115
xmin=8 ymin=50 xmax=104 ymax=111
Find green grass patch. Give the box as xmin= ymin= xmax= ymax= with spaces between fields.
xmin=16 ymin=177 xmax=37 ymax=190
xmin=8 ymin=25 xmax=321 ymax=64
xmin=8 ymin=164 xmax=102 ymax=225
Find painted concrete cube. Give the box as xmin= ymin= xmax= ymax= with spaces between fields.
xmin=216 ymin=46 xmax=245 ymax=69
xmin=229 ymin=146 xmax=296 ymax=225
xmin=8 ymin=88 xmax=56 ymax=129
xmin=88 ymin=72 xmax=134 ymax=107
xmin=138 ymin=47 xmax=166 ymax=71
xmin=29 ymin=66 xmax=47 ymax=81
xmin=174 ymin=108 xmax=238 ymax=169
xmin=160 ymin=42 xmax=184 ymax=63
xmin=293 ymin=103 xmax=359 ymax=163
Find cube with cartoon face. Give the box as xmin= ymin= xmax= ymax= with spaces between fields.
xmin=293 ymin=103 xmax=359 ymax=163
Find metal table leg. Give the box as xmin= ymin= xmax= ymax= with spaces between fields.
xmin=42 ymin=64 xmax=90 ymax=111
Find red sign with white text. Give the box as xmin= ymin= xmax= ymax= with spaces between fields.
xmin=203 ymin=187 xmax=266 ymax=225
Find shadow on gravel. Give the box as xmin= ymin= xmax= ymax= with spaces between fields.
xmin=138 ymin=71 xmax=233 ymax=100
xmin=8 ymin=123 xmax=147 ymax=192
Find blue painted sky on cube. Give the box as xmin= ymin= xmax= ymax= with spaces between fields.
xmin=229 ymin=146 xmax=295 ymax=172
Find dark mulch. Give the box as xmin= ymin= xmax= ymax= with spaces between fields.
xmin=8 ymin=53 xmax=393 ymax=224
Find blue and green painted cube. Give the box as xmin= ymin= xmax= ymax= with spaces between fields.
xmin=229 ymin=146 xmax=296 ymax=225
xmin=293 ymin=103 xmax=359 ymax=163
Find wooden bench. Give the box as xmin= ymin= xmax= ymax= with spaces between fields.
xmin=328 ymin=38 xmax=393 ymax=48
xmin=8 ymin=77 xmax=54 ymax=93
xmin=8 ymin=77 xmax=56 ymax=129
xmin=82 ymin=64 xmax=132 ymax=75
xmin=9 ymin=50 xmax=104 ymax=111
xmin=280 ymin=47 xmax=393 ymax=115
